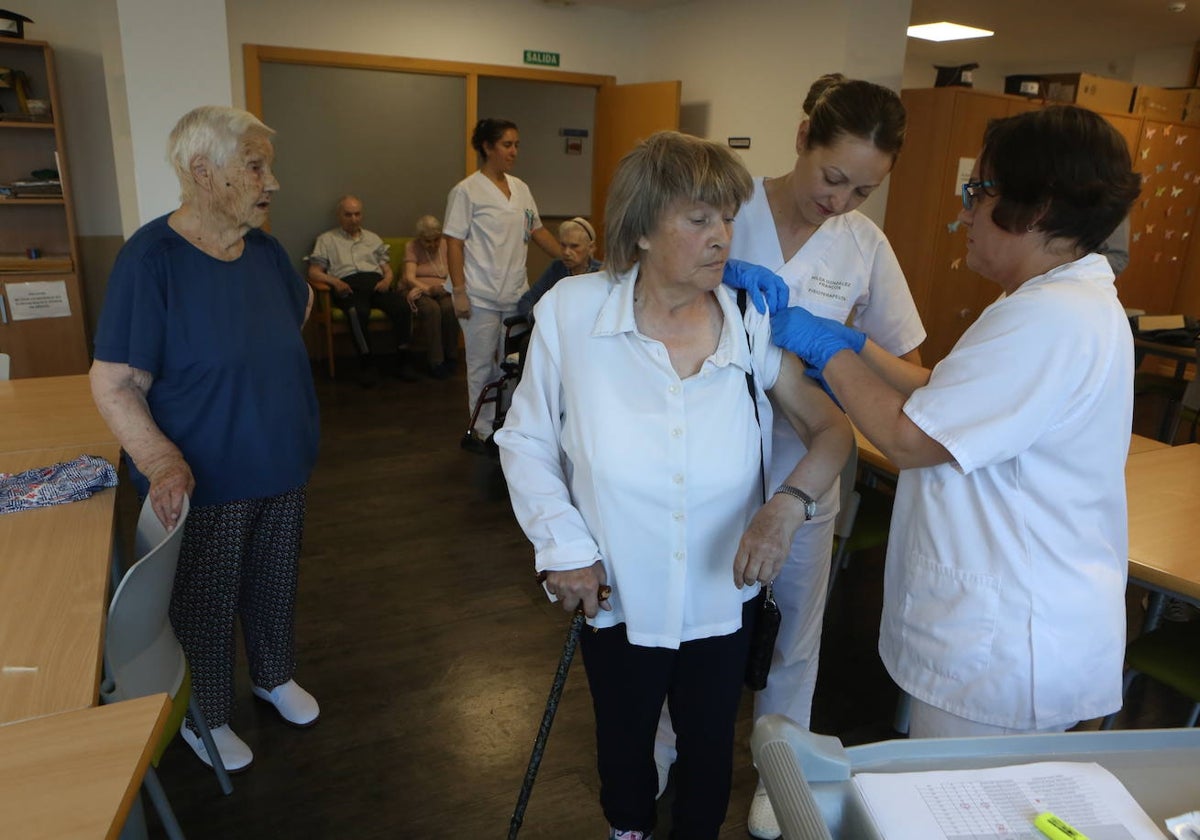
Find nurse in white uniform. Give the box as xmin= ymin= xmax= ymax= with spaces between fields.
xmin=770 ymin=105 xmax=1139 ymax=743
xmin=445 ymin=117 xmax=561 ymax=451
xmin=659 ymin=74 xmax=926 ymax=840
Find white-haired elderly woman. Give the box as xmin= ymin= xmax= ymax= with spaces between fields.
xmin=403 ymin=214 xmax=460 ymax=379
xmin=516 ymin=216 xmax=601 ymax=318
xmin=90 ymin=105 xmax=321 ymax=774
xmin=496 ymin=131 xmax=851 ymax=840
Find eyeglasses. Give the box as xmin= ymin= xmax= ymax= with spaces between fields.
xmin=961 ymin=179 xmax=996 ymax=210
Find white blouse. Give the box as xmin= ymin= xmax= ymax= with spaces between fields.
xmin=495 ymin=266 xmax=782 ymax=648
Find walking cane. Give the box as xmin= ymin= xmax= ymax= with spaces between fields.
xmin=507 ymin=574 xmax=612 ymax=840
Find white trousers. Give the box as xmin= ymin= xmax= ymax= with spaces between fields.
xmin=460 ymin=304 xmax=515 ymax=439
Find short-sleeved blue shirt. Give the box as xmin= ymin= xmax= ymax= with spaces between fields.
xmin=94 ymin=214 xmax=319 ymax=507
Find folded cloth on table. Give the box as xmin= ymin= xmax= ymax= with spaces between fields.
xmin=0 ymin=454 xmax=118 ymax=514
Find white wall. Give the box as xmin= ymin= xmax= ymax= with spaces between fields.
xmin=118 ymin=0 xmax=233 ymax=227
xmin=639 ymin=0 xmax=912 ymax=226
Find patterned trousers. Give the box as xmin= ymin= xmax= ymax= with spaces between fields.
xmin=170 ymin=485 xmax=307 ymax=731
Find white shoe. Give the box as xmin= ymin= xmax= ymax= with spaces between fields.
xmin=747 ymin=785 xmax=781 ymax=839
xmin=252 ymin=679 xmax=320 ymax=727
xmin=654 ymin=755 xmax=671 ymax=799
xmin=180 ymin=723 xmax=254 ymax=772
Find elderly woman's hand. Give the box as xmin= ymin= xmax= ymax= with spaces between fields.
xmin=406 ymin=286 xmax=424 ymax=313
xmin=733 ymin=494 xmax=812 ymax=588
xmin=770 ymin=306 xmax=865 ymax=372
xmin=543 ymin=560 xmax=611 ymax=618
xmin=143 ymin=453 xmax=195 ymax=531
xmin=722 ymin=259 xmax=791 ymax=314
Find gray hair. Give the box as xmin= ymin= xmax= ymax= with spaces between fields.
xmin=604 ymin=131 xmax=752 ymax=272
xmin=558 ymin=217 xmax=595 ymax=242
xmin=415 ymin=214 xmax=442 ymax=236
xmin=168 ymin=106 xmax=274 ymax=201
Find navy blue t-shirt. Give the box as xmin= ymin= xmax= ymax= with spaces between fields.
xmin=94 ymin=214 xmax=319 ymax=507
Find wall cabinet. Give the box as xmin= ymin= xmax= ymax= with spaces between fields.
xmin=0 ymin=39 xmax=89 ymax=378
xmin=886 ymin=87 xmax=1190 ymax=366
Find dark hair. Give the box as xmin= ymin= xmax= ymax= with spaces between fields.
xmin=471 ymin=118 xmax=518 ymax=160
xmin=802 ymin=73 xmax=906 ymax=160
xmin=604 ymin=131 xmax=752 ymax=272
xmin=979 ymin=106 xmax=1141 ymax=252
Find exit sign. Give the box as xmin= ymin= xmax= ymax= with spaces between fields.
xmin=524 ymin=50 xmax=559 ymax=67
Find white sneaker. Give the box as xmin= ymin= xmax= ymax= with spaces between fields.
xmin=747 ymin=784 xmax=781 ymax=839
xmin=252 ymin=679 xmax=320 ymax=727
xmin=180 ymin=723 xmax=254 ymax=772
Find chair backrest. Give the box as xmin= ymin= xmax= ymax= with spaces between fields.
xmin=0 ymin=352 xmax=9 ymax=380
xmin=832 ymin=436 xmax=861 ymax=541
xmin=102 ymin=495 xmax=190 ymax=704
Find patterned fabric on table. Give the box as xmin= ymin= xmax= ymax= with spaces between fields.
xmin=0 ymin=454 xmax=118 ymax=514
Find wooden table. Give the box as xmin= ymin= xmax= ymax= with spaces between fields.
xmin=0 ymin=374 xmax=116 ymax=454
xmin=0 ymin=693 xmax=170 ymax=840
xmin=0 ymin=443 xmax=122 ymax=724
xmin=1124 ymin=442 xmax=1200 ymax=609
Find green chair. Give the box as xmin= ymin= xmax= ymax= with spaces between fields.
xmin=1101 ymin=619 xmax=1200 ymax=729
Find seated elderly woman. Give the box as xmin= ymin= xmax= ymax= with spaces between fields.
xmin=495 ymin=131 xmax=851 ymax=840
xmin=403 ymin=214 xmax=460 ymax=378
xmin=770 ymin=105 xmax=1141 ymax=739
xmin=516 ymin=216 xmax=601 ymax=318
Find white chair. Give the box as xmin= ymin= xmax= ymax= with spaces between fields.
xmin=103 ymin=495 xmax=232 ymax=840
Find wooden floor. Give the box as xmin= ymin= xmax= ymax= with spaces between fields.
xmin=135 ymin=362 xmax=1194 ymax=839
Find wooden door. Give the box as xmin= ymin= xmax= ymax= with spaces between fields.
xmin=591 ymin=81 xmax=681 ymax=256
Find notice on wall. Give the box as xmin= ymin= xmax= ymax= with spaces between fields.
xmin=955 ymin=157 xmax=976 ymax=196
xmin=6 ymin=280 xmax=71 ymax=320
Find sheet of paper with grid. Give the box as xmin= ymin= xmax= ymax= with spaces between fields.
xmin=852 ymin=761 xmax=1166 ymax=840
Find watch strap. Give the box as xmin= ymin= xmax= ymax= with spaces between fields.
xmin=773 ymin=483 xmax=816 ymax=519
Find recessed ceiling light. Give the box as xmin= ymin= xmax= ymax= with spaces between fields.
xmin=907 ymin=22 xmax=995 ymax=42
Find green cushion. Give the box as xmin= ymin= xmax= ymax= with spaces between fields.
xmin=380 ymin=236 xmax=413 ymax=275
xmin=1126 ymin=620 xmax=1200 ymax=701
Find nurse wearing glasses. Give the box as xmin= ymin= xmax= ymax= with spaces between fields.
xmin=770 ymin=105 xmax=1140 ymax=739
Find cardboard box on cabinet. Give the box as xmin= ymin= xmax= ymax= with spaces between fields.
xmin=1041 ymin=72 xmax=1134 ymax=114
xmin=1132 ymin=85 xmax=1192 ymax=122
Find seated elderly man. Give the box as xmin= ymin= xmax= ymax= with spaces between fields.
xmin=307 ymin=195 xmax=417 ymax=384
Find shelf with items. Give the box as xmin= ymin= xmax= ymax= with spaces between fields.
xmin=0 ymin=39 xmax=86 ymax=378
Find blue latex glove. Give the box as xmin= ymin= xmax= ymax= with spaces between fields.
xmin=722 ymin=259 xmax=790 ymax=315
xmin=769 ymin=306 xmax=866 ymax=371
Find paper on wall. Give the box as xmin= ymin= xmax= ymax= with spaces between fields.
xmin=5 ymin=280 xmax=71 ymax=321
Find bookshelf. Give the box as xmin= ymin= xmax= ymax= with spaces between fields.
xmin=0 ymin=39 xmax=89 ymax=378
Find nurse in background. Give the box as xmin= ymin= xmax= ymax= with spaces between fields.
xmin=664 ymin=73 xmax=925 ymax=840
xmin=445 ymin=117 xmax=561 ymax=454
xmin=771 ymin=105 xmax=1139 ymax=743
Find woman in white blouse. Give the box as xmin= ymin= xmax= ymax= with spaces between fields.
xmin=495 ymin=131 xmax=850 ymax=840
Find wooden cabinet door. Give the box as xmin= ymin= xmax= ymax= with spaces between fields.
xmin=0 ymin=273 xmax=90 ymax=378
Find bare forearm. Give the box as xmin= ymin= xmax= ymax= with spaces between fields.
xmin=823 ymin=348 xmax=950 ymax=470
xmin=89 ymin=362 xmax=183 ymax=475
xmin=531 ymin=227 xmax=562 ymax=260
xmin=447 ymin=238 xmax=466 ymax=291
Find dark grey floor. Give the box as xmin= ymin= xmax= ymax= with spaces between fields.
xmin=129 ymin=361 xmax=1195 ymax=839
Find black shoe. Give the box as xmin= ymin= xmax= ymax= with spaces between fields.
xmin=429 ymin=361 xmax=453 ymax=380
xmin=395 ymin=362 xmax=421 ymax=382
xmin=460 ymin=431 xmax=499 ymax=457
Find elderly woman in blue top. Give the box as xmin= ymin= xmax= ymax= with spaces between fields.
xmin=496 ymin=131 xmax=851 ymax=840
xmin=770 ymin=106 xmax=1141 ymax=739
xmin=90 ymin=106 xmax=320 ymax=774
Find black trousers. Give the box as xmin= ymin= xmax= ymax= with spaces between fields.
xmin=579 ymin=599 xmax=755 ymax=839
xmin=332 ymin=271 xmax=412 ymax=357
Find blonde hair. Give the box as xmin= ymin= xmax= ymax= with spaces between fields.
xmin=168 ymin=106 xmax=274 ymax=202
xmin=558 ymin=217 xmax=595 ymax=242
xmin=604 ymin=131 xmax=751 ymax=272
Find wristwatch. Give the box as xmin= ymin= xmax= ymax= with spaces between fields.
xmin=773 ymin=484 xmax=817 ymax=520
